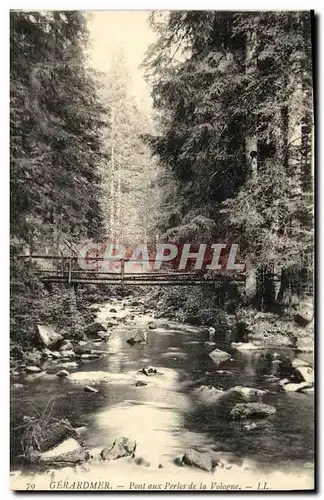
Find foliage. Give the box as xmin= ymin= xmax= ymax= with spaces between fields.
xmin=10 ymin=10 xmax=106 ymax=247
xmin=98 ymin=47 xmax=159 ymax=244
xmin=10 ymin=11 xmax=108 ymax=347
xmin=19 ymin=399 xmax=78 ymax=460
xmin=221 ymin=161 xmax=313 ymax=270
xmin=144 ymin=10 xmax=313 ymax=307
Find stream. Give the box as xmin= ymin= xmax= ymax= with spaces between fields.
xmin=10 ymin=296 xmax=314 ymax=490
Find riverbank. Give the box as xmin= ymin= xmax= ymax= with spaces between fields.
xmin=10 ymin=283 xmax=314 ymax=376
xmin=153 ymin=287 xmax=314 ymax=353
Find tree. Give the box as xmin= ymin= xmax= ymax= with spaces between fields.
xmin=10 ymin=10 xmax=106 ymax=251
xmin=144 ymin=10 xmax=313 ymax=308
xmin=98 ymin=47 xmax=159 ymax=245
xmin=10 ymin=10 xmax=107 ymax=345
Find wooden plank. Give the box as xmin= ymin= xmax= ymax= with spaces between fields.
xmin=40 ymin=277 xmax=245 ymax=285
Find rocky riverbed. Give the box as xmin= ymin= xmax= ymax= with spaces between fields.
xmin=10 ymin=295 xmax=314 ymax=490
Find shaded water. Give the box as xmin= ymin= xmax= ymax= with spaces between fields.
xmin=10 ymin=298 xmax=314 ymax=477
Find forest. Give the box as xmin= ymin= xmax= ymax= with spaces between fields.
xmin=10 ymin=10 xmax=314 ymax=354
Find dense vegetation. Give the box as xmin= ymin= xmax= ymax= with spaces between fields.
xmin=10 ymin=11 xmax=108 ymax=346
xmin=98 ymin=49 xmax=159 ymax=244
xmin=144 ymin=11 xmax=314 ymax=314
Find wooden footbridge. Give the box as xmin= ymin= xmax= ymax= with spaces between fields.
xmin=20 ymin=255 xmax=246 ymax=287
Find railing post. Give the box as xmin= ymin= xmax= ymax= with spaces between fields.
xmin=68 ymin=257 xmax=72 ymax=284
xmin=121 ymin=258 xmax=124 ymax=283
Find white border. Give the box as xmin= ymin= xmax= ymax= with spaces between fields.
xmin=5 ymin=2 xmax=324 ymax=10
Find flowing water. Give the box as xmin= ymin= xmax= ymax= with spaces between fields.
xmin=10 ymin=297 xmax=314 ymax=489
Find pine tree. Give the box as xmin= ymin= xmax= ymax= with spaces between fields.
xmin=10 ymin=10 xmax=107 ymax=344
xmin=10 ymin=11 xmax=106 ymax=250
xmin=144 ymin=10 xmax=313 ymax=307
xmin=98 ymin=47 xmax=159 ymax=245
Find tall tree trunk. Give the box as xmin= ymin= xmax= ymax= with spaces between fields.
xmin=245 ymin=29 xmax=258 ymax=303
xmin=110 ymin=109 xmax=115 ymax=240
xmin=110 ymin=145 xmax=115 ymax=239
xmin=116 ymin=157 xmax=121 ymax=243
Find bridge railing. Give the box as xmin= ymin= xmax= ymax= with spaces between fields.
xmin=17 ymin=255 xmax=247 ymax=285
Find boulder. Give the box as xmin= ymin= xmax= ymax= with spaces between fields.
xmin=106 ymin=319 xmax=119 ymax=327
xmin=90 ymin=349 xmax=107 ymax=355
xmin=231 ymin=342 xmax=258 ymax=351
xmin=293 ymin=302 xmax=313 ymax=326
xmin=60 ymin=350 xmax=76 ymax=359
xmin=291 ymin=358 xmax=309 ymax=369
xmin=85 ymin=322 xmax=107 ymax=336
xmin=264 ymin=375 xmax=280 ymax=382
xmin=296 ymin=337 xmax=314 ymax=353
xmin=110 ymin=308 xmax=118 ymax=313
xmin=141 ymin=367 xmax=157 ymax=376
xmin=242 ymin=420 xmax=271 ymax=432
xmin=208 ymin=327 xmax=216 ymax=335
xmin=130 ymin=300 xmax=141 ymax=306
xmin=283 ymin=382 xmax=312 ymax=392
xmin=58 ymin=362 xmax=78 ymax=369
xmin=101 ymin=437 xmax=136 ymax=460
xmin=174 ymin=456 xmax=185 ymax=467
xmin=81 ymin=353 xmax=101 ymax=360
xmin=38 ymin=438 xmax=89 ymax=465
xmin=51 ymin=351 xmax=62 ymax=359
xmin=127 ymin=332 xmax=146 ymax=345
xmin=243 ymin=422 xmax=260 ymax=431
xmin=182 ymin=449 xmax=213 ymax=472
xmin=229 ymin=403 xmax=276 ymax=420
xmin=134 ymin=380 xmax=148 ymax=387
xmin=29 ymin=419 xmax=81 ymax=453
xmin=293 ymin=366 xmax=314 ymax=385
xmin=148 ymin=323 xmax=157 ymax=330
xmin=74 ymin=345 xmax=91 ymax=356
xmin=56 ymin=369 xmax=69 ymax=378
xmin=36 ymin=324 xmax=63 ymax=349
xmin=42 ymin=348 xmax=53 ymax=358
xmin=134 ymin=456 xmax=150 ymax=467
xmin=194 ymin=385 xmax=224 ymax=404
xmin=279 ymin=378 xmax=290 ymax=387
xmin=84 ymin=385 xmax=98 ymax=393
xmin=278 ymin=356 xmax=294 ymax=378
xmin=89 ymin=305 xmax=100 ymax=312
xmin=25 ymin=366 xmax=42 ymax=374
xmin=75 ymin=426 xmax=87 ymax=436
xmin=209 ymin=349 xmax=231 ymax=365
xmin=98 ymin=332 xmax=110 ymax=342
xmin=12 ymin=383 xmax=24 ymax=389
xmin=60 ymin=341 xmax=74 ymax=352
xmin=301 ymin=387 xmax=315 ymax=394
xmin=229 ymin=386 xmax=267 ymax=399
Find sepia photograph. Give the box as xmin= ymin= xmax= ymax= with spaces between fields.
xmin=9 ymin=9 xmax=315 ymax=491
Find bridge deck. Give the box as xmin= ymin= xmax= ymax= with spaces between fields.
xmin=18 ymin=255 xmax=247 ymax=286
